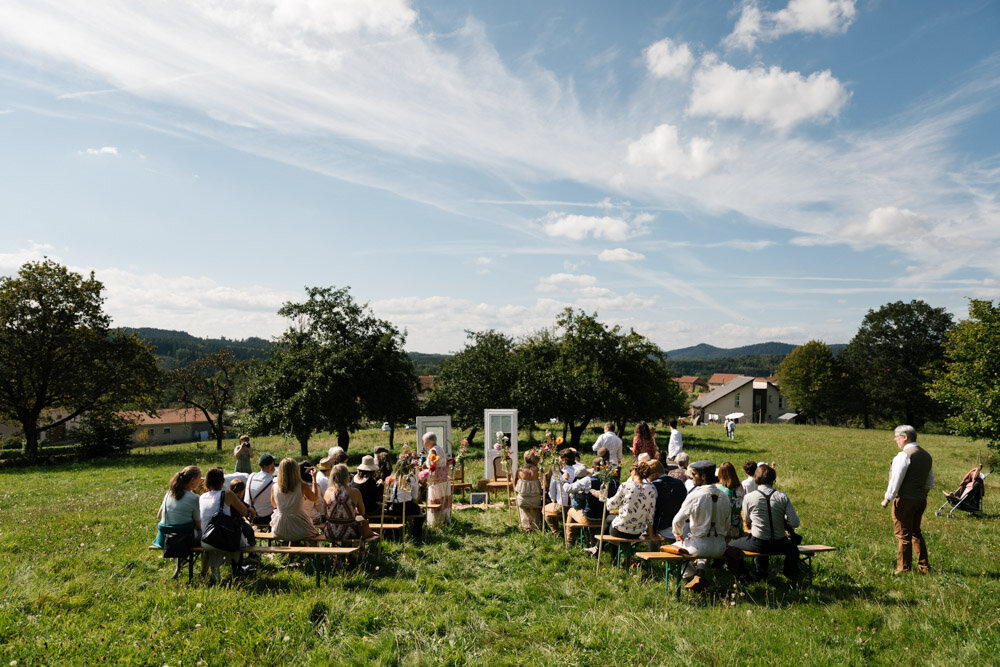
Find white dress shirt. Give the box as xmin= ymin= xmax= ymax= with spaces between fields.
xmin=593 ymin=431 xmax=623 ymax=465
xmin=884 ymin=444 xmax=935 ymax=501
xmin=667 ymin=428 xmax=683 ymax=459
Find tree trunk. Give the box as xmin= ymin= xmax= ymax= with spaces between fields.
xmin=389 ymin=426 xmax=395 ymax=450
xmin=561 ymin=422 xmax=568 ymax=443
xmin=337 ymin=428 xmax=350 ymax=451
xmin=297 ymin=434 xmax=309 ymax=458
xmin=215 ymin=415 xmax=225 ymax=451
xmin=615 ymin=418 xmax=627 ymax=439
xmin=22 ymin=423 xmax=39 ymax=460
xmin=465 ymin=427 xmax=478 ymax=444
xmin=526 ymin=421 xmax=535 ymax=444
xmin=569 ymin=420 xmax=589 ymax=448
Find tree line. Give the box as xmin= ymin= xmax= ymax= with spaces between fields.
xmin=775 ymin=299 xmax=1000 ymax=450
xmin=2 ymin=260 xmax=997 ymax=461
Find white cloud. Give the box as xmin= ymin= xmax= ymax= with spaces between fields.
xmin=270 ymin=0 xmax=416 ymax=37
xmin=626 ymin=123 xmax=729 ymax=179
xmin=536 ymin=273 xmax=598 ymax=292
xmin=644 ymin=38 xmax=694 ymax=80
xmin=725 ymin=0 xmax=856 ymax=51
xmin=541 ymin=213 xmax=632 ymax=241
xmin=81 ymin=146 xmax=119 ymax=156
xmin=688 ymin=59 xmax=849 ymax=129
xmin=598 ymin=248 xmax=645 ymax=262
xmin=842 ymin=206 xmax=931 ymax=240
xmin=0 ymin=242 xmax=58 ymax=273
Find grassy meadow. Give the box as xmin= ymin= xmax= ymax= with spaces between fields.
xmin=1 ymin=423 xmax=998 ymax=665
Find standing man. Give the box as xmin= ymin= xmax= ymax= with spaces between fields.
xmin=667 ymin=419 xmax=683 ymax=460
xmin=592 ymin=422 xmax=623 ymax=467
xmin=881 ymin=425 xmax=934 ymax=574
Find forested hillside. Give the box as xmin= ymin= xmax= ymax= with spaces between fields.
xmin=128 ymin=328 xmax=272 ymax=369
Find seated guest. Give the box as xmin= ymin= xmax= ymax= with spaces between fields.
xmin=669 ymin=452 xmax=691 ymax=485
xmin=152 ymin=466 xmax=202 ymax=579
xmin=725 ymin=464 xmax=801 ymax=581
xmin=716 ymin=461 xmax=746 ymax=539
xmin=315 ymin=456 xmax=333 ymax=493
xmin=384 ymin=468 xmax=425 ymax=540
xmin=300 ymin=460 xmax=323 ymax=524
xmin=543 ymin=450 xmax=576 ymax=534
xmin=352 ymin=455 xmax=382 ymax=517
xmin=270 ymin=457 xmax=320 ymax=542
xmin=330 ymin=449 xmax=349 ymax=466
xmin=515 ymin=450 xmax=543 ymax=532
xmin=244 ymin=454 xmax=277 ymax=527
xmin=570 ymin=449 xmax=589 ymax=481
xmin=323 ymin=464 xmax=376 ymax=543
xmin=374 ymin=449 xmax=393 ymax=484
xmin=671 ymin=461 xmax=731 ymax=593
xmin=741 ymin=460 xmax=759 ymax=496
xmin=647 ymin=460 xmax=687 ymax=540
xmin=228 ymin=477 xmax=257 ymax=547
xmin=199 ymin=467 xmax=250 ymax=583
xmin=566 ymin=456 xmax=620 ymax=546
xmin=605 ymin=461 xmax=657 ymax=539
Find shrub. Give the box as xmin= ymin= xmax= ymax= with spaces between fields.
xmin=71 ymin=412 xmax=138 ymax=458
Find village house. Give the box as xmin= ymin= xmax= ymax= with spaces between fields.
xmin=690 ymin=376 xmax=793 ymax=424
xmin=120 ymin=407 xmax=215 ymax=445
xmin=673 ymin=376 xmax=708 ymax=394
xmin=706 ymin=373 xmax=745 ymax=390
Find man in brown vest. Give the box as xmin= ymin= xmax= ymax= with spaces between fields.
xmin=881 ymin=425 xmax=934 ymax=574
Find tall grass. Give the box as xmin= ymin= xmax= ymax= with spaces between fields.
xmin=1 ymin=424 xmax=997 ymax=665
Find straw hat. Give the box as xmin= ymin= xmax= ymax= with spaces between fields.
xmin=357 ymin=455 xmax=378 ymax=472
xmin=316 ymin=456 xmax=334 ymax=472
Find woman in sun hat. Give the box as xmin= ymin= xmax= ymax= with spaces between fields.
xmin=351 ymin=455 xmax=382 ymax=517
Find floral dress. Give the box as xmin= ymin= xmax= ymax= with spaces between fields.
xmin=426 ymin=445 xmax=452 ymax=527
xmin=323 ymin=488 xmax=360 ymax=543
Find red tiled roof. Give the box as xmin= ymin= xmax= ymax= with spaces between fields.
xmin=418 ymin=375 xmax=436 ymax=391
xmin=708 ymin=373 xmax=743 ymax=385
xmin=121 ymin=408 xmax=214 ymax=426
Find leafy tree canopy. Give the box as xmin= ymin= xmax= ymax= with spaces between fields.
xmin=841 ymin=300 xmax=953 ymax=428
xmin=168 ymin=350 xmax=246 ymax=450
xmin=930 ymin=299 xmax=1000 ymax=451
xmin=0 ymin=260 xmax=160 ymax=459
xmin=776 ymin=340 xmax=841 ymax=423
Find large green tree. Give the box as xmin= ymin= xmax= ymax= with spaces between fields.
xmin=841 ymin=300 xmax=953 ymax=428
xmin=243 ymin=286 xmax=411 ymax=456
xmin=929 ymin=299 xmax=1000 ymax=450
xmin=776 ymin=340 xmax=842 ymax=423
xmin=168 ymin=350 xmax=245 ymax=451
xmin=424 ymin=330 xmax=517 ymax=443
xmin=0 ymin=260 xmax=160 ymax=459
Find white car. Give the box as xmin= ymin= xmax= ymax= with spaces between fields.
xmin=381 ymin=422 xmax=391 ymax=431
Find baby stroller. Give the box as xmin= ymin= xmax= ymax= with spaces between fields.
xmin=935 ymin=463 xmax=991 ymax=518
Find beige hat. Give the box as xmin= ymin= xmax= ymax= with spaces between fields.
xmin=357 ymin=455 xmax=378 ymax=472
xmin=317 ymin=456 xmax=334 ymax=472
xmin=637 ymin=453 xmax=651 ymax=464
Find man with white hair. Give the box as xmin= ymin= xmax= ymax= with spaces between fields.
xmin=669 ymin=452 xmax=691 ymax=488
xmin=881 ymin=425 xmax=933 ymax=574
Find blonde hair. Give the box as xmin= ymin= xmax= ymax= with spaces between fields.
xmin=276 ymin=457 xmax=301 ymax=494
xmin=330 ymin=463 xmax=351 ymax=489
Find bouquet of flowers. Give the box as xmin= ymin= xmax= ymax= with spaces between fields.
xmin=387 ymin=446 xmax=421 ymax=499
xmin=452 ymin=438 xmax=470 ymax=468
xmin=592 ymin=460 xmax=617 ymax=502
xmin=493 ymin=431 xmax=511 ymax=464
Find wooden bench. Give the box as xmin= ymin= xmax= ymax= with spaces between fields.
xmin=564 ymin=519 xmax=602 ymax=547
xmin=635 ymin=551 xmax=700 ymax=600
xmin=739 ymin=544 xmax=837 ymax=583
xmin=592 ymin=535 xmax=658 ymax=570
xmin=149 ymin=544 xmax=360 ymax=586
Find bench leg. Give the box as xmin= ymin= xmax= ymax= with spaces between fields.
xmin=664 ymin=560 xmax=683 ymax=601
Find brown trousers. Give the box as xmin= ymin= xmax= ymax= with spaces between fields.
xmin=892 ymin=497 xmax=929 ymax=573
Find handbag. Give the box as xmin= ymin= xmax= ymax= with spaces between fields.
xmin=162 ymin=529 xmax=194 ymax=559
xmin=202 ymin=492 xmax=242 ymax=552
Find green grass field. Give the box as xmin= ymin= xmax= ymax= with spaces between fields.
xmin=1 ymin=424 xmax=998 ymax=665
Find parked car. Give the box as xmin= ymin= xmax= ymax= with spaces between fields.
xmin=381 ymin=422 xmax=391 ymax=431
xmin=404 ymin=422 xmax=416 ymax=430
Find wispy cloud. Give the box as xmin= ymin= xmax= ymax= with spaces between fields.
xmin=80 ymin=146 xmax=119 ymax=156
xmin=724 ymin=0 xmax=857 ymax=52
xmin=598 ymin=248 xmax=645 ymax=262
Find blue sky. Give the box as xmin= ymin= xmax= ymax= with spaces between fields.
xmin=0 ymin=0 xmax=997 ymax=353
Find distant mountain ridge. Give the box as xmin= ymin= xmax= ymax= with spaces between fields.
xmin=667 ymin=342 xmax=798 ymax=360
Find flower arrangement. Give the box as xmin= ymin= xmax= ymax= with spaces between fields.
xmin=453 ymin=439 xmax=470 ymax=468
xmin=493 ymin=431 xmax=511 ymax=462
xmin=428 ymin=449 xmax=440 ymax=472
